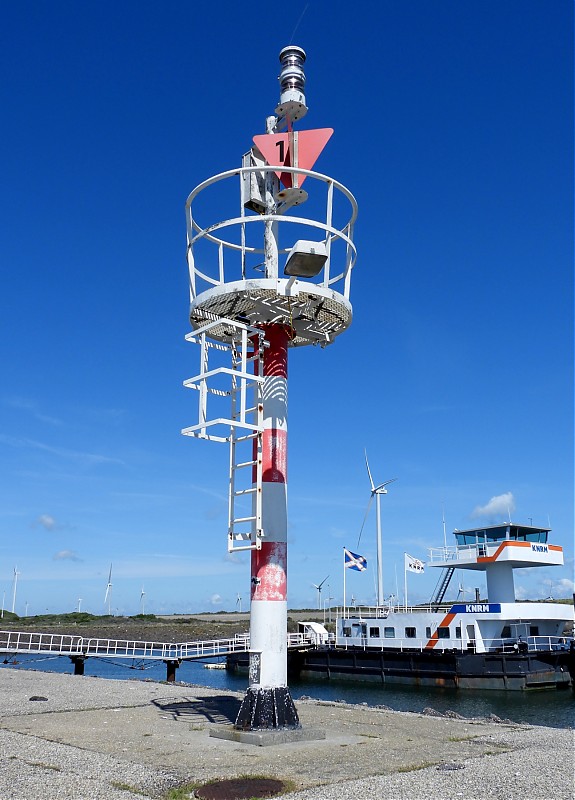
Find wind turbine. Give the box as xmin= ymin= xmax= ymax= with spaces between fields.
xmin=104 ymin=564 xmax=113 ymax=616
xmin=77 ymin=598 xmax=82 ymax=613
xmin=236 ymin=593 xmax=242 ymax=613
xmin=11 ymin=566 xmax=20 ymax=614
xmin=324 ymin=584 xmax=334 ymax=624
xmin=456 ymin=579 xmax=469 ymax=601
xmin=358 ymin=452 xmax=397 ymax=607
xmin=140 ymin=586 xmax=146 ymax=615
xmin=312 ymin=575 xmax=329 ymax=610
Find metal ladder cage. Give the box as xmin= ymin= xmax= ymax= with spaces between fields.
xmin=184 ymin=165 xmax=358 ymax=348
xmin=182 ymin=316 xmax=266 ymax=551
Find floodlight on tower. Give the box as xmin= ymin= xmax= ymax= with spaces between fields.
xmin=181 ymin=45 xmax=358 ymax=734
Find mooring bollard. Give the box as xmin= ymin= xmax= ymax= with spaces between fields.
xmin=164 ymin=659 xmax=180 ymax=683
xmin=70 ymin=655 xmax=86 ymax=676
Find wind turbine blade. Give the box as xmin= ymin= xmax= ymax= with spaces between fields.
xmin=365 ymin=449 xmax=375 ymax=491
xmin=319 ymin=575 xmax=329 ymax=588
xmin=104 ymin=585 xmax=110 ymax=603
xmin=374 ymin=477 xmax=398 ymax=493
xmin=357 ymin=493 xmax=374 ymax=547
xmin=107 ymin=563 xmax=113 ymax=584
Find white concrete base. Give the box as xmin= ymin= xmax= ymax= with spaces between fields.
xmin=209 ymin=724 xmax=326 ymax=747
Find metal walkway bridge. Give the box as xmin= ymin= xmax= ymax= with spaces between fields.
xmin=0 ymin=629 xmax=315 ymax=681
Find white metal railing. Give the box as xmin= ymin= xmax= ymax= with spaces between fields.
xmin=427 ymin=543 xmax=508 ymax=563
xmin=0 ymin=631 xmax=179 ymax=660
xmin=334 ymin=633 xmax=572 ymax=655
xmin=340 ymin=603 xmax=454 ymax=619
xmin=0 ymin=630 xmax=316 ymax=661
xmin=481 ymin=635 xmax=571 ymax=654
xmin=186 ymin=165 xmax=358 ymax=302
xmin=335 ymin=635 xmax=467 ymax=653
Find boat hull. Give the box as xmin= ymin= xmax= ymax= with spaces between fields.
xmin=228 ymin=646 xmax=574 ymax=691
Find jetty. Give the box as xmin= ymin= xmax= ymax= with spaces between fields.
xmin=0 ymin=667 xmax=572 ymax=800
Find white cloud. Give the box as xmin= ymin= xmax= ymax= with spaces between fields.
xmin=542 ymin=577 xmax=575 ymax=599
xmin=3 ymin=396 xmax=63 ymax=426
xmin=209 ymin=593 xmax=223 ymax=606
xmin=0 ymin=434 xmax=123 ymax=466
xmin=37 ymin=514 xmax=56 ymax=531
xmin=53 ymin=550 xmax=82 ymax=562
xmin=471 ymin=492 xmax=515 ymax=521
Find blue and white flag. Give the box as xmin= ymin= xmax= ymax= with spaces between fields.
xmin=344 ymin=548 xmax=368 ymax=571
xmin=405 ymin=553 xmax=425 ymax=574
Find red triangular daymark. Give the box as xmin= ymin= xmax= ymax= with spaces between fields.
xmin=253 ymin=128 xmax=333 ymax=187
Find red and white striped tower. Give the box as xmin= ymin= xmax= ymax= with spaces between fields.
xmin=235 ymin=324 xmax=296 ymax=727
xmin=183 ymin=45 xmax=357 ymax=731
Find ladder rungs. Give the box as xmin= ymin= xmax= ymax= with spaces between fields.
xmin=235 ymin=460 xmax=257 ymax=468
xmin=232 ymin=515 xmax=256 ymax=524
xmin=234 ymin=488 xmax=256 ymax=496
xmin=228 ymin=543 xmax=259 ymax=552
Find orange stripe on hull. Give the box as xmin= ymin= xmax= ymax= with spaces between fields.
xmin=425 ymin=612 xmax=456 ymax=649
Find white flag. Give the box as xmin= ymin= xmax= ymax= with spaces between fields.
xmin=405 ymin=553 xmax=425 ymax=574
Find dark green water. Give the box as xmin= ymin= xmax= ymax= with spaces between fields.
xmin=3 ymin=654 xmax=573 ymax=729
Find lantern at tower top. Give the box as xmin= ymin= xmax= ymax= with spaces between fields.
xmin=184 ymin=45 xmax=358 ymax=348
xmin=275 ymin=45 xmax=308 ymax=123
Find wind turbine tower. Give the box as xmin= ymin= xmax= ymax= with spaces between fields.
xmin=364 ymin=454 xmax=396 ymax=606
xmin=104 ymin=564 xmax=113 ymax=616
xmin=11 ymin=566 xmax=19 ymax=615
xmin=182 ymin=46 xmax=357 ymax=732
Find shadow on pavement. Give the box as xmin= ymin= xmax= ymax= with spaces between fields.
xmin=152 ymin=694 xmax=241 ymax=724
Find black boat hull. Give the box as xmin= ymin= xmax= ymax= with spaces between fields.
xmin=228 ymin=646 xmax=574 ymax=691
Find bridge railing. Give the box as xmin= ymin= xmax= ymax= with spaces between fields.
xmin=0 ymin=629 xmax=320 ymax=661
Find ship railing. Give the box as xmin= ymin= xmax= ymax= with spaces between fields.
xmin=428 ymin=543 xmax=499 ymax=563
xmin=335 ymin=636 xmax=468 ymax=653
xmin=338 ymin=603 xmax=453 ymax=619
xmin=483 ymin=635 xmax=573 ymax=654
xmin=427 ymin=546 xmax=458 ymax=563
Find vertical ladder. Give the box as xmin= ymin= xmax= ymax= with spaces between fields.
xmin=227 ymin=336 xmax=264 ymax=552
xmin=182 ymin=318 xmax=266 ymax=552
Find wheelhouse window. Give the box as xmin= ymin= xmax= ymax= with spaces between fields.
xmin=455 ymin=627 xmax=461 ymax=639
xmin=425 ymin=626 xmax=432 ymax=639
xmin=369 ymin=627 xmax=380 ymax=638
xmin=437 ymin=627 xmax=450 ymax=639
xmin=405 ymin=627 xmax=416 ymax=639
xmin=342 ymin=627 xmax=351 ymax=637
xmin=384 ymin=627 xmax=395 ymax=639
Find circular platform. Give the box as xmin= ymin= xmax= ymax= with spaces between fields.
xmin=190 ymin=278 xmax=352 ymax=346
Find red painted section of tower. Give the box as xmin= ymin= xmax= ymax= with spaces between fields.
xmin=263 ymin=326 xmax=289 ymax=379
xmin=251 ymin=541 xmax=287 ymax=600
xmin=250 ymin=324 xmax=289 ymax=602
xmin=262 ymin=429 xmax=287 ymax=483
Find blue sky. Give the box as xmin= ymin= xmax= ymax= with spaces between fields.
xmin=1 ymin=1 xmax=572 ymax=616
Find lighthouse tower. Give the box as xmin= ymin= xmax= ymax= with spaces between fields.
xmin=182 ymin=46 xmax=357 ymax=731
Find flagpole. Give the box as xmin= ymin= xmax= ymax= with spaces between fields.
xmin=343 ymin=548 xmax=346 ymax=621
xmin=404 ymin=553 xmax=407 ymax=612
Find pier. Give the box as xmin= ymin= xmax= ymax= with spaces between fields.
xmin=0 ymin=629 xmax=315 ymax=681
